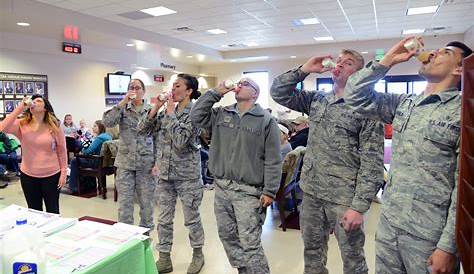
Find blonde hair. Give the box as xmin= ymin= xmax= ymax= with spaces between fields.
xmin=20 ymin=109 xmax=60 ymax=133
xmin=341 ymin=49 xmax=365 ymax=69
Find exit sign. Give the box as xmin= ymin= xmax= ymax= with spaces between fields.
xmin=62 ymin=42 xmax=81 ymax=54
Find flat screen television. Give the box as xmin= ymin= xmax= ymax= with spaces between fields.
xmin=106 ymin=73 xmax=131 ymax=95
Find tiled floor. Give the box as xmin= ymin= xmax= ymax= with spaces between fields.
xmin=0 ymin=178 xmax=381 ymax=274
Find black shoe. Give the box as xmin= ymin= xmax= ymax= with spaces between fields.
xmin=0 ymin=181 xmax=8 ymax=189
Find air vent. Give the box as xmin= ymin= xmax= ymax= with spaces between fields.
xmin=118 ymin=11 xmax=154 ymax=20
xmin=175 ymin=27 xmax=194 ymax=32
xmin=226 ymin=43 xmax=247 ymax=48
xmin=426 ymin=26 xmax=448 ymax=33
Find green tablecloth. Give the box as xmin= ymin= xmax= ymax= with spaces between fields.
xmin=77 ymin=238 xmax=158 ymax=274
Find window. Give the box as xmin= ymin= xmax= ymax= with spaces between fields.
xmin=316 ymin=78 xmax=333 ymax=92
xmin=243 ymin=71 xmax=269 ymax=108
xmin=315 ymin=75 xmax=426 ymax=95
xmin=374 ymin=80 xmax=386 ymax=93
xmin=387 ymin=82 xmax=408 ymax=94
xmin=410 ymin=81 xmax=428 ymax=95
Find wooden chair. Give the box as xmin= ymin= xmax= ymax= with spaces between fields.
xmin=75 ymin=154 xmax=116 ymax=199
xmin=274 ymin=154 xmax=304 ymax=231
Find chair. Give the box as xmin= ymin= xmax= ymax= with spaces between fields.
xmin=274 ymin=154 xmax=304 ymax=231
xmin=100 ymin=140 xmax=119 ymax=201
xmin=75 ymin=141 xmax=117 ymax=199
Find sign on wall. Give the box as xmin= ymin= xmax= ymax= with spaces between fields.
xmin=0 ymin=72 xmax=48 ymax=118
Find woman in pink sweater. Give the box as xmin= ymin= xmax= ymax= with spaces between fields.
xmin=0 ymin=94 xmax=67 ymax=213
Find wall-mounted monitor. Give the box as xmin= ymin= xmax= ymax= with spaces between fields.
xmin=106 ymin=73 xmax=131 ymax=95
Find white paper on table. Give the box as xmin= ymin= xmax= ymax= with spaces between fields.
xmin=52 ymin=246 xmax=115 ymax=272
xmin=112 ymin=222 xmax=150 ymax=235
xmin=47 ymin=220 xmax=109 ymax=244
xmin=44 ymin=241 xmax=82 ymax=262
xmin=39 ymin=218 xmax=77 ymax=237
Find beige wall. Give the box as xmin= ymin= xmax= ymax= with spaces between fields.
xmin=199 ymin=57 xmax=421 ymax=119
xmin=0 ymin=47 xmax=200 ymax=127
xmin=464 ymin=26 xmax=474 ymax=49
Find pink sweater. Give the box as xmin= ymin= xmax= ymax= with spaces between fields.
xmin=0 ymin=104 xmax=67 ymax=178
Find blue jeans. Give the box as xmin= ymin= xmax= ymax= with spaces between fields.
xmin=69 ymin=157 xmax=97 ymax=192
xmin=0 ymin=152 xmax=19 ymax=173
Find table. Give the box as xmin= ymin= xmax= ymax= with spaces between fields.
xmin=76 ymin=238 xmax=158 ymax=274
xmin=76 ymin=216 xmax=158 ymax=274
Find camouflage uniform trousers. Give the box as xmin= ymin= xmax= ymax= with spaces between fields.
xmin=301 ymin=192 xmax=368 ymax=274
xmin=214 ymin=179 xmax=270 ymax=274
xmin=116 ymin=168 xmax=156 ymax=229
xmin=156 ymin=178 xmax=204 ymax=252
xmin=376 ymin=214 xmax=437 ymax=274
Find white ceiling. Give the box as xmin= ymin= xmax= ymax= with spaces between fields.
xmin=34 ymin=0 xmax=474 ymax=50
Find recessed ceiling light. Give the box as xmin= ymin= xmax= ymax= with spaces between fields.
xmin=186 ymin=55 xmax=193 ymax=58
xmin=402 ymin=28 xmax=425 ymax=35
xmin=126 ymin=43 xmax=134 ymax=47
xmin=361 ymin=51 xmax=369 ymax=54
xmin=290 ymin=56 xmax=297 ymax=58
xmin=407 ymin=5 xmax=439 ymax=16
xmin=313 ymin=36 xmax=334 ymax=41
xmin=136 ymin=66 xmax=149 ymax=70
xmin=16 ymin=22 xmax=30 ymax=27
xmin=230 ymin=59 xmax=237 ymax=62
xmin=170 ymin=48 xmax=181 ymax=58
xmin=196 ymin=54 xmax=205 ymax=62
xmin=199 ymin=73 xmax=208 ymax=77
xmin=294 ymin=17 xmax=320 ymax=26
xmin=140 ymin=6 xmax=176 ymax=17
xmin=207 ymin=28 xmax=227 ymax=34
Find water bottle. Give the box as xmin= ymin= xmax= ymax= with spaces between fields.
xmin=322 ymin=58 xmax=336 ymax=68
xmin=224 ymin=80 xmax=235 ymax=89
xmin=404 ymin=38 xmax=431 ymax=63
xmin=1 ymin=214 xmax=46 ymax=274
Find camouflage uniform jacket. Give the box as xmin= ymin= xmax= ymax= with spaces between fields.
xmin=138 ymin=101 xmax=201 ymax=182
xmin=271 ymin=67 xmax=384 ymax=213
xmin=102 ymin=101 xmax=155 ymax=171
xmin=345 ymin=61 xmax=460 ymax=254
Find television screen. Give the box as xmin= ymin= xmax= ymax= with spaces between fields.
xmin=107 ymin=74 xmax=131 ymax=94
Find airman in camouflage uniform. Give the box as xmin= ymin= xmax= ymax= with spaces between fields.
xmin=102 ymin=79 xmax=156 ymax=229
xmin=190 ymin=78 xmax=281 ymax=274
xmin=344 ymin=39 xmax=472 ymax=274
xmin=271 ymin=50 xmax=384 ymax=274
xmin=140 ymin=74 xmax=205 ymax=274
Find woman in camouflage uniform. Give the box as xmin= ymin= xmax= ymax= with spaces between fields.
xmin=139 ymin=74 xmax=205 ymax=274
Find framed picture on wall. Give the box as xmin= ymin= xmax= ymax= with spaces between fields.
xmin=3 ymin=81 xmax=14 ymax=94
xmin=35 ymin=82 xmax=45 ymax=95
xmin=4 ymin=100 xmax=15 ymax=113
xmin=15 ymin=82 xmax=24 ymax=95
xmin=25 ymin=82 xmax=34 ymax=94
xmin=0 ymin=81 xmax=3 ymax=93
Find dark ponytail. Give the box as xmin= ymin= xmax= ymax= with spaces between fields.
xmin=178 ymin=73 xmax=200 ymax=100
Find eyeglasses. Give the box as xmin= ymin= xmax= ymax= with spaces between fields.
xmin=237 ymin=80 xmax=258 ymax=92
xmin=128 ymin=85 xmax=142 ymax=91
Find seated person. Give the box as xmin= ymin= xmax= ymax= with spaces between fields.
xmin=289 ymin=116 xmax=309 ymax=148
xmin=0 ymin=132 xmax=20 ymax=176
xmin=278 ymin=124 xmax=292 ymax=160
xmin=62 ymin=114 xmax=81 ymax=154
xmin=63 ymin=120 xmax=112 ymax=194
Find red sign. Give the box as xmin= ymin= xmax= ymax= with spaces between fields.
xmin=62 ymin=42 xmax=81 ymax=54
xmin=154 ymin=74 xmax=164 ymax=82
